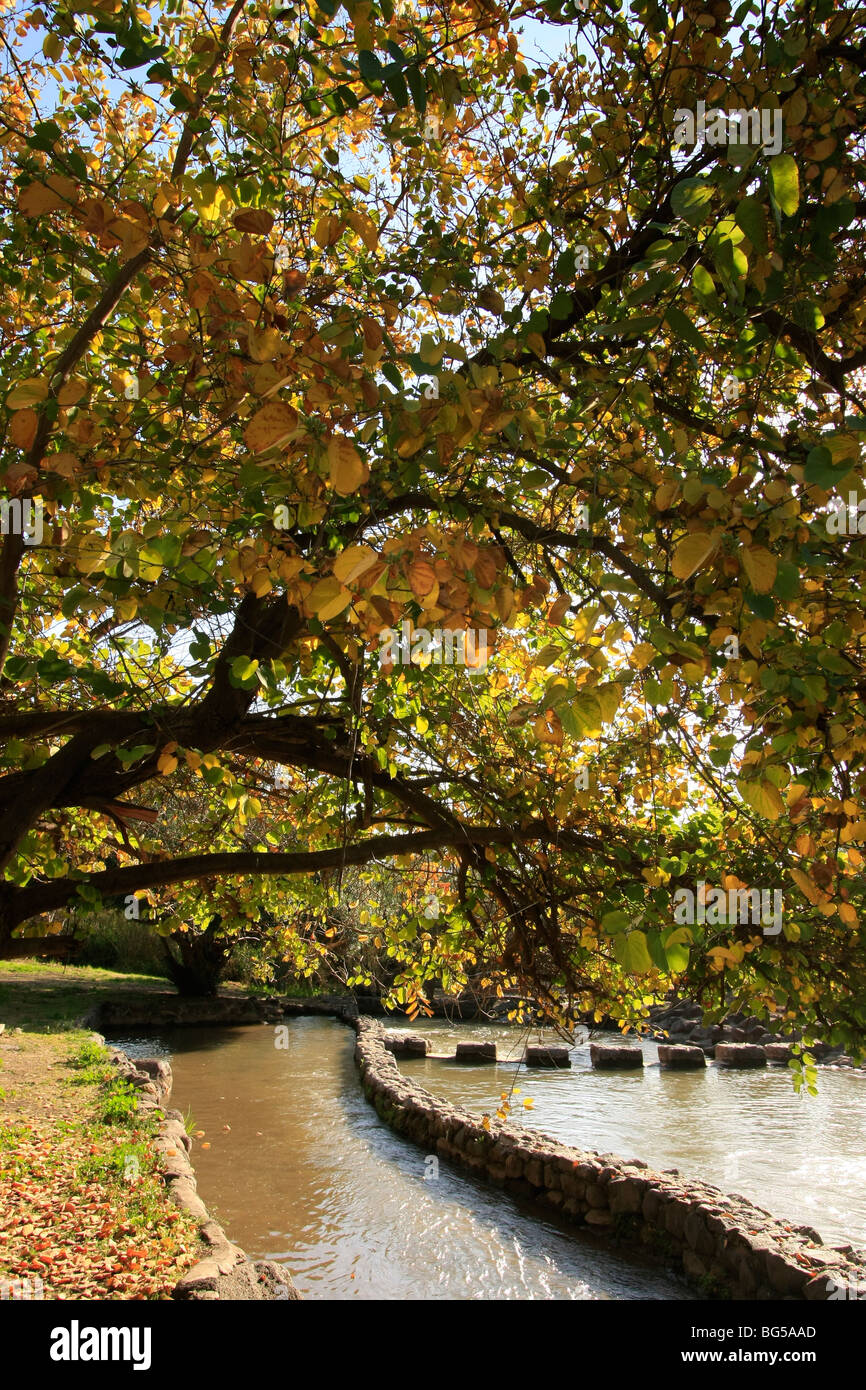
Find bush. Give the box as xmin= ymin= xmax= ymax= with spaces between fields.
xmin=71 ymin=912 xmax=170 ymax=979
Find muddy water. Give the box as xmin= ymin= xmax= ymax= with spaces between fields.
xmin=113 ymin=1018 xmax=689 ymax=1300
xmin=389 ymin=1020 xmax=866 ymax=1249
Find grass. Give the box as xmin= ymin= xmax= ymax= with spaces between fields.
xmin=0 ymin=965 xmax=202 ymax=1298
xmin=0 ymin=960 xmax=171 ymax=1035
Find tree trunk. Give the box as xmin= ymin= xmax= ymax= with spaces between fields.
xmin=160 ymin=915 xmax=232 ymax=997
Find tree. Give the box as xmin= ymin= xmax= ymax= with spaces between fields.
xmin=1 ymin=0 xmax=866 ymax=1053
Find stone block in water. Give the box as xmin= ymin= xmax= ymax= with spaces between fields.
xmin=589 ymin=1043 xmax=643 ymax=1069
xmin=525 ymin=1044 xmax=571 ymax=1068
xmin=714 ymin=1042 xmax=766 ymax=1067
xmin=454 ymin=1041 xmax=497 ymax=1062
xmin=657 ymin=1044 xmax=706 ymax=1069
xmin=384 ymin=1034 xmax=430 ymax=1057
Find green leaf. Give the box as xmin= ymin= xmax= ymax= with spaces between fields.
xmin=61 ymin=586 xmax=89 ymax=619
xmin=569 ymin=691 xmax=603 ymax=736
xmin=405 ymin=64 xmax=427 ymax=115
xmin=358 ymin=49 xmax=384 ymax=88
xmin=665 ymin=306 xmax=710 ymax=354
xmin=601 ymin=909 xmax=630 ymax=935
xmin=116 ymin=744 xmax=156 ymax=767
xmin=772 ymin=561 xmax=800 ymax=599
xmin=768 ymin=155 xmax=799 ymax=217
xmin=664 ymin=931 xmax=690 ymax=973
xmin=229 ymin=656 xmax=260 ymax=688
xmin=670 ymin=178 xmax=714 ymax=225
xmin=614 ymin=930 xmax=654 ymax=974
xmin=804 ymin=445 xmax=852 ymax=488
xmin=735 ymin=195 xmax=768 ymax=253
xmin=691 ymin=264 xmax=717 ymax=301
xmin=382 ymin=61 xmax=409 ymax=108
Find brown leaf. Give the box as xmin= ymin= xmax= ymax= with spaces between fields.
xmin=9 ymin=409 xmax=38 ymax=451
xmin=244 ymin=401 xmax=299 ymax=453
xmin=408 ymin=559 xmax=437 ymax=597
xmin=232 ymin=208 xmax=275 ymax=235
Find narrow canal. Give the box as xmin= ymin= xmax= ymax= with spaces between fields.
xmin=113 ymin=1017 xmax=691 ymax=1299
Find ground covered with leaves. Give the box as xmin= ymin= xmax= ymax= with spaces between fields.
xmin=0 ymin=966 xmax=200 ymax=1299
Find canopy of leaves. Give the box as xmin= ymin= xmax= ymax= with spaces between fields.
xmin=2 ymin=0 xmax=866 ymax=1052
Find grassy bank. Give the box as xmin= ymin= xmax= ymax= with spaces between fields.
xmin=0 ymin=962 xmax=200 ymax=1299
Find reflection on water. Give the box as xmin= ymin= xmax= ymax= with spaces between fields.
xmin=388 ymin=1020 xmax=866 ymax=1248
xmin=110 ymin=1019 xmax=689 ymax=1300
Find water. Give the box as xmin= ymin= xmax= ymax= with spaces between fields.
xmin=111 ymin=1018 xmax=688 ymax=1300
xmin=387 ymin=1019 xmax=866 ymax=1248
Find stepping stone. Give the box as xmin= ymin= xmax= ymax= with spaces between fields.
xmin=714 ymin=1042 xmax=766 ymax=1067
xmin=525 ymin=1044 xmax=571 ymax=1068
xmin=765 ymin=1043 xmax=794 ymax=1064
xmin=657 ymin=1044 xmax=706 ymax=1069
xmin=454 ymin=1041 xmax=497 ymax=1063
xmin=589 ymin=1043 xmax=643 ymax=1069
xmin=383 ymin=1035 xmax=430 ymax=1057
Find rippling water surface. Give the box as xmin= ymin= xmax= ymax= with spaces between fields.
xmin=112 ymin=1018 xmax=691 ymax=1300
xmin=388 ymin=1019 xmax=866 ymax=1248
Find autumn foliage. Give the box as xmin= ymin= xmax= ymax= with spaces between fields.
xmin=1 ymin=0 xmax=866 ymax=1050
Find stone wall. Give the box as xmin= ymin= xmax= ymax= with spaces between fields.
xmin=350 ymin=1016 xmax=866 ymax=1300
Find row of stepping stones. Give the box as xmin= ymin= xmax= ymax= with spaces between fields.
xmin=383 ymin=1036 xmax=808 ymax=1070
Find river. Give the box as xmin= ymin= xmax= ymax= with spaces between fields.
xmin=112 ymin=1017 xmax=689 ymax=1299
xmin=111 ymin=1013 xmax=866 ymax=1299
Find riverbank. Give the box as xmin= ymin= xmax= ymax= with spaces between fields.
xmin=0 ymin=1024 xmax=200 ymax=1299
xmin=0 ymin=963 xmax=293 ymax=1301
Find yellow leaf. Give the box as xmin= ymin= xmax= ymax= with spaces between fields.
xmin=533 ymin=710 xmax=563 ymax=746
xmin=308 ymin=576 xmax=351 ymax=622
xmin=738 ymin=778 xmax=784 ymax=821
xmin=190 ymin=181 xmax=229 ymax=222
xmin=9 ymin=409 xmax=37 ymax=450
xmin=248 ymin=328 xmax=283 ymax=362
xmin=572 ymin=604 xmax=600 ymax=642
xmin=250 ymin=568 xmax=272 ymax=597
xmin=396 ymin=433 xmax=426 ymax=459
xmin=6 ymin=378 xmax=49 ymax=410
xmin=57 ymin=377 xmax=88 ymax=407
xmin=741 ymin=545 xmax=778 ymax=594
xmin=790 ymin=867 xmax=822 ymax=905
xmin=327 ymin=436 xmax=368 ymax=495
xmin=18 ymin=182 xmax=67 ymax=217
xmin=314 ymin=213 xmax=343 ymax=248
xmin=279 ymin=555 xmax=305 ymax=583
xmin=654 ymin=482 xmax=680 ymax=511
xmin=630 ymin=642 xmax=656 ymax=670
xmin=73 ymin=535 xmax=110 ymax=576
xmin=671 ymin=531 xmax=718 ymax=580
xmin=346 ymin=208 xmax=378 ymax=251
xmin=157 ymin=751 xmax=178 ymax=775
xmin=333 ymin=544 xmax=378 ymax=586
